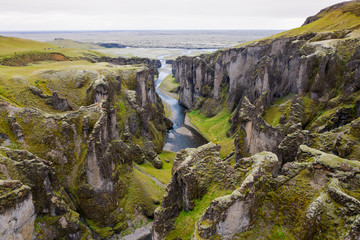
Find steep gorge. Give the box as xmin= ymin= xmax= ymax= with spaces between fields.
xmin=153 ymin=1 xmax=360 ymax=239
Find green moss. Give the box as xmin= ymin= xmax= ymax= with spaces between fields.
xmin=263 ymin=94 xmax=294 ymax=127
xmin=148 ymin=120 xmax=166 ymax=152
xmin=0 ymin=110 xmax=20 ymax=147
xmin=258 ymin=169 xmax=317 ymax=238
xmin=317 ymin=152 xmax=360 ymax=170
xmin=308 ymin=103 xmax=356 ymax=131
xmin=158 ymin=74 xmax=179 ymax=100
xmin=188 ymin=109 xmax=234 ymax=157
xmin=136 ymin=151 xmax=176 ymax=184
xmin=302 ymin=95 xmax=326 ymax=128
xmin=119 ymin=168 xmax=164 ymax=222
xmin=86 ymin=218 xmax=114 ymax=238
xmin=166 ymin=186 xmax=233 ymax=240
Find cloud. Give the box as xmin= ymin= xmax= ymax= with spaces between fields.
xmin=0 ymin=0 xmax=345 ymax=30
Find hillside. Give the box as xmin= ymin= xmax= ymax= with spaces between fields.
xmin=154 ymin=1 xmax=360 ymax=239
xmin=237 ymin=0 xmax=360 ymax=47
xmin=0 ymin=34 xmax=172 ymax=239
xmin=0 ymin=35 xmax=111 ymax=64
xmin=0 ymin=36 xmax=57 ymax=55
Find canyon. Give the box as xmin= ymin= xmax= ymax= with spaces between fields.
xmin=0 ymin=1 xmax=360 ymax=239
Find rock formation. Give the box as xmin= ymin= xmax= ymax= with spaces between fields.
xmin=153 ymin=1 xmax=360 ymax=239
xmin=0 ymin=61 xmax=171 ymax=238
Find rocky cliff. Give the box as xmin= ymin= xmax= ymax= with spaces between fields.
xmin=0 ymin=58 xmax=170 ymax=238
xmin=154 ymin=1 xmax=360 ymax=239
xmin=173 ymin=0 xmax=360 ymax=160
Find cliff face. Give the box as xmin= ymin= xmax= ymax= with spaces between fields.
xmin=0 ymin=61 xmax=170 ymax=238
xmin=103 ymin=56 xmax=161 ymax=75
xmin=0 ymin=180 xmax=35 ymax=240
xmin=154 ymin=143 xmax=360 ymax=239
xmin=173 ymin=24 xmax=360 ymax=160
xmin=154 ymin=1 xmax=360 ymax=239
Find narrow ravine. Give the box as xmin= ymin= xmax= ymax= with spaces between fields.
xmin=155 ymin=56 xmax=208 ymax=152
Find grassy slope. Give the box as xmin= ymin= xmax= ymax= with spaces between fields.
xmin=0 ymin=61 xmax=138 ymax=110
xmin=0 ymin=36 xmax=111 ymax=60
xmin=0 ymin=36 xmax=58 ymax=56
xmin=136 ymin=151 xmax=176 ymax=185
xmin=188 ymin=109 xmax=234 ymax=157
xmin=47 ymin=39 xmax=102 ymax=50
xmin=166 ymin=186 xmax=233 ymax=240
xmin=236 ymin=1 xmax=360 ymax=47
xmin=275 ymin=3 xmax=360 ymax=38
xmin=158 ymin=75 xmax=180 ymax=100
xmin=263 ymin=94 xmax=295 ymax=127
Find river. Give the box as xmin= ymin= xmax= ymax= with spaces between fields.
xmin=155 ymin=57 xmax=208 ymax=152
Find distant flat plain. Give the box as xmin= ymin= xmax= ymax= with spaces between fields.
xmin=0 ymin=30 xmax=282 ymax=48
xmin=0 ymin=30 xmax=283 ymax=59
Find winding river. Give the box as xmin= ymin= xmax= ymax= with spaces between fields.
xmin=155 ymin=57 xmax=208 ymax=152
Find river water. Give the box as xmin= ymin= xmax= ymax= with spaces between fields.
xmin=155 ymin=57 xmax=208 ymax=152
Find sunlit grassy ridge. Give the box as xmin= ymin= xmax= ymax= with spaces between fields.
xmin=236 ymin=0 xmax=360 ymax=47
xmin=0 ymin=61 xmax=139 ymax=111
xmin=0 ymin=36 xmax=58 ymax=56
xmin=276 ymin=1 xmax=360 ymax=38
xmin=0 ymin=36 xmax=111 ymax=60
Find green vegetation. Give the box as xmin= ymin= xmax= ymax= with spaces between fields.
xmin=263 ymin=94 xmax=294 ymax=127
xmin=236 ymin=1 xmax=360 ymax=48
xmin=159 ymin=75 xmax=179 ymax=100
xmin=0 ymin=36 xmax=111 ymax=61
xmin=47 ymin=38 xmax=102 ymax=50
xmin=86 ymin=219 xmax=114 ymax=238
xmin=136 ymin=151 xmax=176 ymax=184
xmin=132 ymin=168 xmax=164 ymax=201
xmin=0 ymin=61 xmax=140 ymax=112
xmin=257 ymin=169 xmax=316 ymax=239
xmin=0 ymin=36 xmax=57 ymax=56
xmin=120 ymin=168 xmax=164 ymax=219
xmin=166 ymin=186 xmax=233 ymax=240
xmin=188 ymin=109 xmax=234 ymax=157
xmin=277 ymin=1 xmax=360 ymax=38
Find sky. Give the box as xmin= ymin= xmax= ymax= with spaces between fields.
xmin=0 ymin=0 xmax=347 ymax=31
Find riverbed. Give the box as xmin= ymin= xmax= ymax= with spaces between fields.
xmin=155 ymin=57 xmax=208 ymax=152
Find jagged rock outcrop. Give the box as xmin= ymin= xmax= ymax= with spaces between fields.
xmin=156 ymin=2 xmax=360 ymax=239
xmin=152 ymin=143 xmax=240 ymax=239
xmin=0 ymin=62 xmax=170 ymax=238
xmin=154 ymin=143 xmax=360 ymax=239
xmin=195 ymin=152 xmax=280 ymax=238
xmin=0 ymin=180 xmax=35 ymax=240
xmin=173 ymin=2 xmax=360 ymax=159
xmin=104 ymin=56 xmax=161 ymax=75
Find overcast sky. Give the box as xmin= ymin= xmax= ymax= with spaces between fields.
xmin=0 ymin=0 xmax=346 ymax=31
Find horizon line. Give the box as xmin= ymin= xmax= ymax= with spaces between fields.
xmin=0 ymin=29 xmax=286 ymax=33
